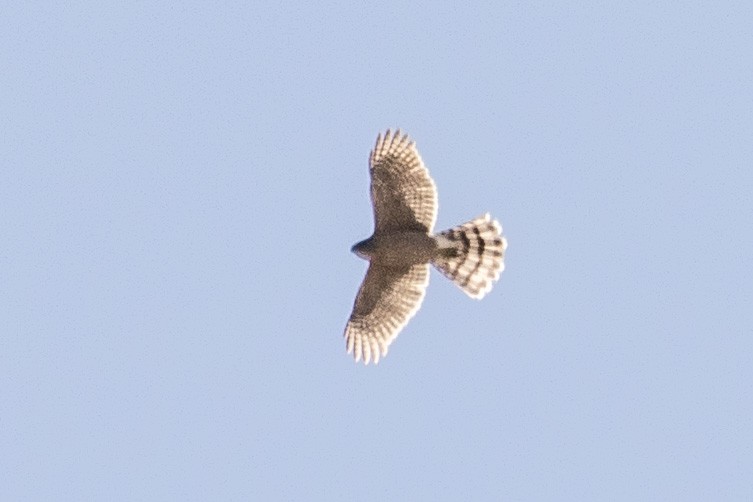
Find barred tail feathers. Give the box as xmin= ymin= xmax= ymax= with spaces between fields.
xmin=432 ymin=214 xmax=507 ymax=299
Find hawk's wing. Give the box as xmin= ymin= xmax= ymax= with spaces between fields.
xmin=369 ymin=130 xmax=438 ymax=234
xmin=344 ymin=263 xmax=430 ymax=364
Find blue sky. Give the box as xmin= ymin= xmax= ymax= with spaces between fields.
xmin=2 ymin=2 xmax=752 ymax=500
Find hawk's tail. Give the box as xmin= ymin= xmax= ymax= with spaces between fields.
xmin=432 ymin=214 xmax=507 ymax=299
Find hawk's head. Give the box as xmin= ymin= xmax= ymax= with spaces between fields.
xmin=351 ymin=237 xmax=375 ymax=261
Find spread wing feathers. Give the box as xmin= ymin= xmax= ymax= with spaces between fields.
xmin=369 ymin=129 xmax=438 ymax=234
xmin=432 ymin=214 xmax=507 ymax=299
xmin=345 ymin=263 xmax=430 ymax=365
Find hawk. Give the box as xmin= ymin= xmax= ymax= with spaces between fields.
xmin=344 ymin=129 xmax=508 ymax=364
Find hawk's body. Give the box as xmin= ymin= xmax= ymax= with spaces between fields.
xmin=352 ymin=231 xmax=437 ymax=267
xmin=345 ymin=130 xmax=507 ymax=364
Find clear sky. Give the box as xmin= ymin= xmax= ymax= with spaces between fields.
xmin=2 ymin=2 xmax=752 ymax=500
